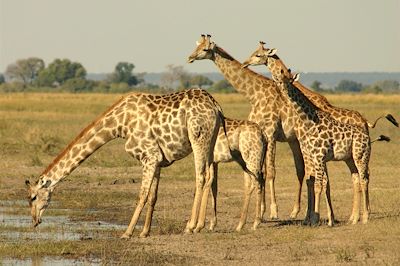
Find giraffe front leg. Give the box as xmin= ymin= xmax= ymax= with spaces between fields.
xmin=209 ymin=163 xmax=218 ymax=231
xmin=303 ymin=176 xmax=314 ymax=226
xmin=121 ymin=164 xmax=157 ymax=239
xmin=288 ymin=139 xmax=306 ymax=219
xmin=323 ymin=168 xmax=334 ymax=227
xmin=236 ymin=172 xmax=254 ymax=231
xmin=265 ymin=141 xmax=278 ymax=220
xmin=311 ymin=164 xmax=325 ymax=227
xmin=139 ymin=168 xmax=160 ymax=238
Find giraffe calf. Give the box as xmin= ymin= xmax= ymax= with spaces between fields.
xmin=196 ymin=118 xmax=266 ymax=232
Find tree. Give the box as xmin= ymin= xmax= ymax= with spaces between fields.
xmin=0 ymin=73 xmax=5 ymax=84
xmin=160 ymin=64 xmax=188 ymax=89
xmin=361 ymin=85 xmax=382 ymax=94
xmin=370 ymin=80 xmax=399 ymax=92
xmin=310 ymin=80 xmax=323 ymax=92
xmin=36 ymin=59 xmax=86 ymax=86
xmin=190 ymin=75 xmax=213 ymax=88
xmin=5 ymin=57 xmax=45 ymax=85
xmin=109 ymin=62 xmax=139 ymax=86
xmin=335 ymin=80 xmax=363 ymax=92
xmin=210 ymin=79 xmax=235 ymax=93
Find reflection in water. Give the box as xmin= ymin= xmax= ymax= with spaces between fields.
xmin=3 ymin=257 xmax=101 ymax=266
xmin=1 ymin=201 xmax=126 ymax=242
xmin=1 ymin=200 xmax=121 ymax=265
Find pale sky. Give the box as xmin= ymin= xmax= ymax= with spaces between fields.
xmin=1 ymin=0 xmax=399 ymax=74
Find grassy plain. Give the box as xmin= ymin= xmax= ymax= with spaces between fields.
xmin=0 ymin=92 xmax=400 ymax=265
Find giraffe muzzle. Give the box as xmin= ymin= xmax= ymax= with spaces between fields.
xmin=241 ymin=62 xmax=250 ymax=68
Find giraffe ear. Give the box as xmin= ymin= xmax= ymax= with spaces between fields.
xmin=208 ymin=42 xmax=216 ymax=50
xmin=267 ymin=48 xmax=277 ymax=56
xmin=292 ymin=73 xmax=300 ymax=82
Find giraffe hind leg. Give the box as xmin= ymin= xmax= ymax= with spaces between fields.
xmin=345 ymin=159 xmax=361 ymax=224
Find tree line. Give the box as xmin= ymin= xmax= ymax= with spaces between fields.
xmin=0 ymin=57 xmax=398 ymax=93
xmin=0 ymin=57 xmax=235 ymax=93
xmin=311 ymin=79 xmax=400 ymax=94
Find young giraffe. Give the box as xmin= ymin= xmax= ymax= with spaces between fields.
xmin=243 ymin=53 xmax=373 ymax=226
xmin=188 ymin=34 xmax=305 ymax=221
xmin=26 ymin=88 xmax=224 ymax=238
xmin=208 ymin=118 xmax=266 ymax=232
xmin=243 ymin=42 xmax=397 ymax=222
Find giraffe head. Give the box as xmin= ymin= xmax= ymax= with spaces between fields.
xmin=242 ymin=41 xmax=277 ymax=67
xmin=25 ymin=177 xmax=54 ymax=227
xmin=275 ymin=68 xmax=300 ymax=86
xmin=242 ymin=41 xmax=292 ymax=82
xmin=187 ymin=34 xmax=216 ymax=63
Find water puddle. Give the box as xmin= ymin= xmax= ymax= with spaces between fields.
xmin=0 ymin=200 xmax=126 ymax=242
xmin=2 ymin=257 xmax=101 ymax=266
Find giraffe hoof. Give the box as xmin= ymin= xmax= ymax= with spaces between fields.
xmin=120 ymin=233 xmax=132 ymax=239
xmin=184 ymin=227 xmax=193 ymax=234
xmin=289 ymin=209 xmax=300 ymax=219
xmin=193 ymin=227 xmax=202 ymax=233
xmin=252 ymin=223 xmax=260 ymax=231
xmin=139 ymin=232 xmax=149 ymax=238
xmin=310 ymin=213 xmax=320 ymax=226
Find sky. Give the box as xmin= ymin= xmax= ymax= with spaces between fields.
xmin=1 ymin=0 xmax=399 ymax=74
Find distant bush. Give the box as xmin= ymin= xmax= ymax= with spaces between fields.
xmin=62 ymin=78 xmax=95 ymax=92
xmin=209 ymin=79 xmax=236 ymax=93
xmin=0 ymin=81 xmax=27 ymax=92
xmin=108 ymin=82 xmax=132 ymax=93
xmin=335 ymin=80 xmax=363 ymax=92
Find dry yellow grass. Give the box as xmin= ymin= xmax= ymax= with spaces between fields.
xmin=1 ymin=92 xmax=400 ymax=265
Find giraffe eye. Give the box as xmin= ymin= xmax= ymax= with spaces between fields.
xmin=255 ymin=54 xmax=261 ymax=58
xmin=31 ymin=195 xmax=37 ymax=201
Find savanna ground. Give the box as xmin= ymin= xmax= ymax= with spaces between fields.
xmin=0 ymin=92 xmax=400 ymax=265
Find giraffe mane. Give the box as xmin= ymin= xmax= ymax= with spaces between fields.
xmin=40 ymin=96 xmax=126 ymax=176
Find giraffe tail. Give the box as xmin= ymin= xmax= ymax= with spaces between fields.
xmin=367 ymin=114 xmax=399 ymax=128
xmin=371 ymin=135 xmax=391 ymax=143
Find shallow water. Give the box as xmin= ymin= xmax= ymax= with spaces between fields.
xmin=2 ymin=257 xmax=101 ymax=266
xmin=0 ymin=201 xmax=126 ymax=242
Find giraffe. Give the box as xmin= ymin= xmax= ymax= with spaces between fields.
xmin=242 ymin=42 xmax=397 ymax=221
xmin=26 ymin=88 xmax=224 ymax=238
xmin=243 ymin=41 xmax=398 ymax=132
xmin=188 ymin=34 xmax=306 ymax=221
xmin=243 ymin=53 xmax=373 ymax=226
xmin=207 ymin=118 xmax=266 ymax=232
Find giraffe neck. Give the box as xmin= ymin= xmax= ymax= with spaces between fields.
xmin=39 ymin=100 xmax=125 ymax=187
xmin=213 ymin=46 xmax=276 ymax=105
xmin=278 ymin=80 xmax=320 ymax=128
xmin=266 ymin=55 xmax=291 ymax=82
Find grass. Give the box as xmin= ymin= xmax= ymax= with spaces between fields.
xmin=1 ymin=92 xmax=400 ymax=265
